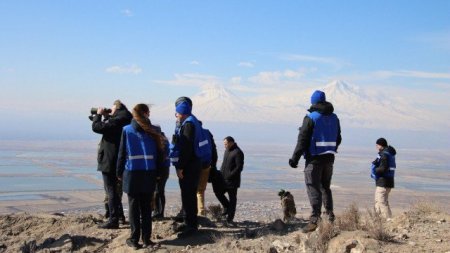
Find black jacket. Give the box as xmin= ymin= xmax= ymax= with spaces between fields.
xmin=220 ymin=143 xmax=244 ymax=189
xmin=92 ymin=106 xmax=132 ymax=173
xmin=116 ymin=120 xmax=163 ymax=194
xmin=291 ymin=102 xmax=342 ymax=165
xmin=375 ymin=146 xmax=396 ymax=188
xmin=174 ymin=121 xmax=201 ymax=173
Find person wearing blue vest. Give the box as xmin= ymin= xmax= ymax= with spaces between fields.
xmin=289 ymin=90 xmax=342 ymax=233
xmin=117 ymin=104 xmax=166 ymax=249
xmin=171 ymin=96 xmax=202 ymax=238
xmin=372 ymin=137 xmax=396 ymax=219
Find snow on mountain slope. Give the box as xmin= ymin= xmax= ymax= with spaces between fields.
xmin=151 ymin=85 xmax=269 ymax=123
xmin=151 ymin=81 xmax=443 ymax=131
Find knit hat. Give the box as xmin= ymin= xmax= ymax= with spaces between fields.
xmin=311 ymin=90 xmax=326 ymax=104
xmin=175 ymin=101 xmax=192 ymax=115
xmin=376 ymin=138 xmax=388 ymax=147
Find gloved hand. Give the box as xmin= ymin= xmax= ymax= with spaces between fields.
xmin=289 ymin=159 xmax=298 ymax=168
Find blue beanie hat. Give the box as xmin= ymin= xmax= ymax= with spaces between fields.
xmin=176 ymin=101 xmax=192 ymax=115
xmin=311 ymin=90 xmax=326 ymax=104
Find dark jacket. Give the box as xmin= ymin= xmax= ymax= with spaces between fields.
xmin=208 ymin=130 xmax=218 ymax=170
xmin=117 ymin=120 xmax=163 ymax=194
xmin=174 ymin=120 xmax=201 ymax=173
xmin=291 ymin=102 xmax=342 ymax=165
xmin=92 ymin=106 xmax=132 ymax=173
xmin=375 ymin=146 xmax=396 ymax=188
xmin=220 ymin=143 xmax=244 ymax=189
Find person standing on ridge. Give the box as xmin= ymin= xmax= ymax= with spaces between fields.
xmin=216 ymin=136 xmax=244 ymax=224
xmin=92 ymin=99 xmax=132 ymax=229
xmin=289 ymin=90 xmax=341 ymax=233
xmin=196 ymin=126 xmax=218 ymax=216
xmin=117 ymin=103 xmax=165 ymax=249
xmin=170 ymin=96 xmax=202 ymax=238
xmin=371 ymin=137 xmax=396 ymax=219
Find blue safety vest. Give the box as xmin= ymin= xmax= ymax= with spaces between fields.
xmin=307 ymin=111 xmax=339 ymax=156
xmin=370 ymin=150 xmax=396 ymax=180
xmin=169 ymin=114 xmax=212 ymax=167
xmin=123 ymin=125 xmax=157 ymax=171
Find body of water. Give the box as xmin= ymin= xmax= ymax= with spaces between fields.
xmin=0 ymin=140 xmax=448 ymax=202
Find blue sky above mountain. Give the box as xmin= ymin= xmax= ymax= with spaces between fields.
xmin=0 ymin=1 xmax=449 ymax=146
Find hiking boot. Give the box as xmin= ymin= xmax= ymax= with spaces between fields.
xmin=119 ymin=215 xmax=126 ymax=225
xmin=98 ymin=221 xmax=119 ymax=229
xmin=143 ymin=240 xmax=160 ymax=248
xmin=126 ymin=238 xmax=141 ymax=250
xmin=152 ymin=213 xmax=164 ymax=220
xmin=302 ymin=222 xmax=318 ymax=233
xmin=174 ymin=211 xmax=185 ymax=222
xmin=175 ymin=223 xmax=187 ymax=232
xmin=177 ymin=227 xmax=198 ymax=239
xmin=103 ymin=203 xmax=110 ymax=219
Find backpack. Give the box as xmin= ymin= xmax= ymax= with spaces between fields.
xmin=169 ymin=115 xmax=212 ymax=167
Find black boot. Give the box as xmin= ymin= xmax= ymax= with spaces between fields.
xmin=104 ymin=203 xmax=110 ymax=219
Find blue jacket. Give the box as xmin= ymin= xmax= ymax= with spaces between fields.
xmin=372 ymin=145 xmax=396 ymax=188
xmin=117 ymin=120 xmax=161 ymax=194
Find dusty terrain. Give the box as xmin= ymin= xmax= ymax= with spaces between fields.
xmin=0 ymin=200 xmax=448 ymax=253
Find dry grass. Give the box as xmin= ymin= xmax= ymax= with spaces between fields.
xmin=207 ymin=204 xmax=223 ymax=221
xmin=335 ymin=202 xmax=361 ymax=231
xmin=314 ymin=220 xmax=338 ymax=252
xmin=409 ymin=200 xmax=442 ymax=215
xmin=362 ymin=208 xmax=392 ymax=242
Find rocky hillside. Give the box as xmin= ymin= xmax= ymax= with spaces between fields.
xmin=0 ymin=202 xmax=448 ymax=253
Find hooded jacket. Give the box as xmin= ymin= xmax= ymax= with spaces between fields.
xmin=375 ymin=146 xmax=396 ymax=188
xmin=220 ymin=143 xmax=244 ymax=189
xmin=92 ymin=106 xmax=132 ymax=173
xmin=291 ymin=101 xmax=342 ymax=165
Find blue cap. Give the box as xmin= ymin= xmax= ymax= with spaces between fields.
xmin=311 ymin=90 xmax=326 ymax=104
xmin=175 ymin=101 xmax=192 ymax=115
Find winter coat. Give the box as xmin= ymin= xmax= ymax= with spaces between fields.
xmin=172 ymin=120 xmax=201 ymax=173
xmin=220 ymin=143 xmax=244 ymax=189
xmin=92 ymin=106 xmax=132 ymax=173
xmin=375 ymin=146 xmax=396 ymax=188
xmin=117 ymin=120 xmax=163 ymax=194
xmin=290 ymin=101 xmax=342 ymax=166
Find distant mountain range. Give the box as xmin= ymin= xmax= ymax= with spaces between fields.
xmin=152 ymin=80 xmax=441 ymax=131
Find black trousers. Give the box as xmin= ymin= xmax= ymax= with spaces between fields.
xmin=304 ymin=161 xmax=334 ymax=223
xmin=216 ymin=188 xmax=238 ymax=222
xmin=128 ymin=193 xmax=153 ymax=243
xmin=153 ymin=167 xmax=169 ymax=217
xmin=102 ymin=172 xmax=120 ymax=224
xmin=178 ymin=168 xmax=200 ymax=228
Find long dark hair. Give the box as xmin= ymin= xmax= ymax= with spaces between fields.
xmin=132 ymin=104 xmax=165 ymax=154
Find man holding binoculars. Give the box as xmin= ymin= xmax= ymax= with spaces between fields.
xmin=91 ymin=99 xmax=132 ymax=229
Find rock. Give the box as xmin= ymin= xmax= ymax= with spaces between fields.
xmin=272 ymin=239 xmax=290 ymax=250
xmin=435 ymin=239 xmax=443 ymax=243
xmin=408 ymin=241 xmax=416 ymax=246
xmin=268 ymin=246 xmax=278 ymax=253
xmin=327 ymin=231 xmax=379 ymax=253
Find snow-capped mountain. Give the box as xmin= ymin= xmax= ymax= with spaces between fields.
xmin=151 ymin=85 xmax=269 ymax=123
xmin=151 ymin=80 xmax=443 ymax=131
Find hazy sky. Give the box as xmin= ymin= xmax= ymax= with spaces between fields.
xmin=1 ymin=1 xmax=449 ymax=140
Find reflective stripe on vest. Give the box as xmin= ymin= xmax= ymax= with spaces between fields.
xmin=315 ymin=141 xmax=336 ymax=147
xmin=128 ymin=155 xmax=154 ymax=160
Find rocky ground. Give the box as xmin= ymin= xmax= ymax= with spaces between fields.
xmin=0 ymin=200 xmax=449 ymax=253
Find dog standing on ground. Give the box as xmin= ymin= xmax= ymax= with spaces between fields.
xmin=278 ymin=189 xmax=297 ymax=222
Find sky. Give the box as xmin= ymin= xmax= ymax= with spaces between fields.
xmin=0 ymin=1 xmax=449 ymax=143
